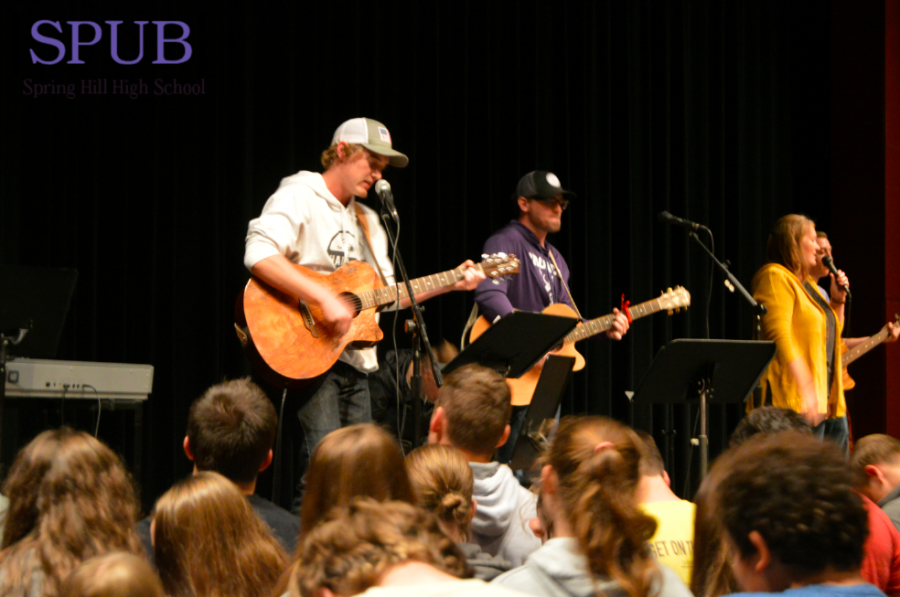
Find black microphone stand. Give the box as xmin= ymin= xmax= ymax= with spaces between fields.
xmin=378 ymin=197 xmax=443 ymax=450
xmin=687 ymin=230 xmax=767 ymax=413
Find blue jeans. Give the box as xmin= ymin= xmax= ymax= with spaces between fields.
xmin=293 ymin=361 xmax=371 ymax=511
xmin=820 ymin=416 xmax=850 ymax=456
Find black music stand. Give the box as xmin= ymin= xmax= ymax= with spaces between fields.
xmin=0 ymin=265 xmax=78 ymax=471
xmin=632 ymin=339 xmax=775 ymax=478
xmin=509 ymin=354 xmax=576 ymax=471
xmin=442 ymin=311 xmax=577 ymax=379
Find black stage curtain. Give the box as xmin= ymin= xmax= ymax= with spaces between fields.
xmin=2 ymin=0 xmax=838 ymax=504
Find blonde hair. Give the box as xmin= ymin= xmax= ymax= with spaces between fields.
xmin=0 ymin=429 xmax=144 ymax=597
xmin=320 ymin=142 xmax=364 ymax=169
xmin=765 ymin=214 xmax=815 ymax=280
xmin=153 ymin=472 xmax=288 ymax=597
xmin=291 ymin=499 xmax=468 ymax=597
xmin=543 ymin=416 xmax=660 ymax=597
xmin=60 ymin=552 xmax=164 ymax=597
xmin=406 ymin=444 xmax=474 ymax=542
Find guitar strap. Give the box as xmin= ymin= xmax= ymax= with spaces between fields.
xmin=548 ymin=249 xmax=583 ymax=320
xmin=353 ymin=202 xmax=391 ymax=288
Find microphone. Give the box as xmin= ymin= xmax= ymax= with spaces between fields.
xmin=374 ymin=180 xmax=399 ymax=221
xmin=821 ymin=255 xmax=851 ymax=302
xmin=658 ymin=210 xmax=702 ymax=231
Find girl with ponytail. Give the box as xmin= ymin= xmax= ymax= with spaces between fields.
xmin=406 ymin=444 xmax=511 ymax=580
xmin=492 ymin=416 xmax=692 ymax=597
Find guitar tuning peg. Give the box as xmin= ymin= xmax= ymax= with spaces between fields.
xmin=667 ymin=287 xmax=673 ymax=293
xmin=668 ymin=309 xmax=673 ymax=316
xmin=482 ymin=254 xmax=489 ymax=260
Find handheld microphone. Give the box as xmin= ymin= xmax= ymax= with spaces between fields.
xmin=821 ymin=255 xmax=851 ymax=302
xmin=658 ymin=210 xmax=702 ymax=231
xmin=374 ymin=180 xmax=399 ymax=221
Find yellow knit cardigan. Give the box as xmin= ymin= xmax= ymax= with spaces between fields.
xmin=751 ymin=263 xmax=845 ymax=417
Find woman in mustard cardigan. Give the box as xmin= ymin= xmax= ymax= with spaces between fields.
xmin=751 ymin=215 xmax=851 ymax=449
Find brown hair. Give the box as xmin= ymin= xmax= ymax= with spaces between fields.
xmin=152 ymin=472 xmax=288 ymax=597
xmin=435 ymin=364 xmax=511 ymax=457
xmin=299 ymin=423 xmax=415 ymax=536
xmin=690 ymin=452 xmax=739 ymax=597
xmin=850 ymin=434 xmax=900 ymax=488
xmin=291 ymin=499 xmax=468 ymax=597
xmin=635 ymin=430 xmax=665 ymax=477
xmin=0 ymin=429 xmax=143 ymax=597
xmin=1 ymin=428 xmax=73 ymax=549
xmin=729 ymin=406 xmax=811 ymax=448
xmin=60 ymin=552 xmax=164 ymax=597
xmin=765 ymin=214 xmax=815 ymax=280
xmin=186 ymin=378 xmax=277 ymax=485
xmin=543 ymin=416 xmax=659 ymax=597
xmin=718 ymin=431 xmax=868 ymax=576
xmin=320 ymin=142 xmax=364 ymax=169
xmin=406 ymin=444 xmax=475 ymax=542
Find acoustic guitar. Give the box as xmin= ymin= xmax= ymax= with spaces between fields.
xmin=469 ymin=286 xmax=691 ymax=405
xmin=236 ymin=254 xmax=520 ymax=387
xmin=840 ymin=314 xmax=900 ymax=391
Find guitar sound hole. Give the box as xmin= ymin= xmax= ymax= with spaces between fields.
xmin=340 ymin=292 xmax=363 ymax=317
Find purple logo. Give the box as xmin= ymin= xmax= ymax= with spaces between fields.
xmin=29 ymin=21 xmax=192 ymax=65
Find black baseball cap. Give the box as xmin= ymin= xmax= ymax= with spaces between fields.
xmin=515 ymin=171 xmax=576 ymax=200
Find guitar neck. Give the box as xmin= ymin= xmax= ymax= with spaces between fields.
xmin=843 ymin=327 xmax=891 ymax=367
xmin=565 ymin=297 xmax=669 ymax=343
xmin=357 ymin=266 xmax=470 ymax=309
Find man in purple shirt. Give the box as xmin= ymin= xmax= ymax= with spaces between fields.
xmin=474 ymin=171 xmax=629 ymax=462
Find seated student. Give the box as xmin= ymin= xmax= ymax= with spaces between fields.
xmin=635 ymin=431 xmax=696 ymax=585
xmin=152 ymin=472 xmax=288 ymax=597
xmin=724 ymin=408 xmax=900 ymax=597
xmin=0 ymin=428 xmax=145 ymax=597
xmin=711 ymin=431 xmax=885 ymax=597
xmin=273 ymin=423 xmax=418 ymax=596
xmin=60 ymin=552 xmax=164 ymax=597
xmin=729 ymin=407 xmax=811 ymax=447
xmin=428 ymin=363 xmax=541 ymax=567
xmin=0 ymin=428 xmax=70 ymax=552
xmin=852 ymin=435 xmax=900 ymax=532
xmin=406 ymin=443 xmax=512 ymax=581
xmin=137 ymin=378 xmax=298 ymax=556
xmin=492 ymin=416 xmax=692 ymax=597
xmin=288 ymin=498 xmax=528 ymax=597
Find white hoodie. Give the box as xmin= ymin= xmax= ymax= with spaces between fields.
xmin=244 ymin=171 xmax=394 ymax=373
xmin=471 ymin=462 xmax=541 ymax=568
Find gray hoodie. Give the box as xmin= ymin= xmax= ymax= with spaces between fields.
xmin=471 ymin=462 xmax=541 ymax=568
xmin=492 ymin=537 xmax=694 ymax=597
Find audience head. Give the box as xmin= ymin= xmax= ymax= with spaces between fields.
xmin=635 ymin=430 xmax=666 ymax=478
xmin=540 ymin=416 xmax=659 ymax=597
xmin=300 ymin=423 xmax=414 ymax=536
xmin=429 ymin=364 xmax=512 ymax=461
xmin=691 ymin=449 xmax=740 ymax=597
xmin=765 ymin=214 xmax=817 ymax=281
xmin=0 ymin=428 xmax=143 ymax=597
xmin=406 ymin=444 xmax=475 ymax=543
xmin=716 ymin=431 xmax=868 ymax=592
xmin=850 ymin=433 xmax=900 ymax=503
xmin=185 ymin=378 xmax=277 ymax=487
xmin=152 ymin=471 xmax=287 ymax=597
xmin=1 ymin=427 xmax=72 ymax=549
xmin=292 ymin=498 xmax=468 ymax=597
xmin=729 ymin=407 xmax=811 ymax=448
xmin=60 ymin=552 xmax=164 ymax=597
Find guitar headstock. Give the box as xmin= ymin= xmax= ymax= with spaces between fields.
xmin=480 ymin=253 xmax=520 ymax=279
xmin=660 ymin=286 xmax=691 ymax=315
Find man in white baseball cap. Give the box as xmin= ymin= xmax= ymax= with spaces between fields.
xmin=243 ymin=118 xmax=483 ymax=509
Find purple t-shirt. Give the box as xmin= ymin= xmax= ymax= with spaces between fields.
xmin=474 ymin=220 xmax=576 ymax=323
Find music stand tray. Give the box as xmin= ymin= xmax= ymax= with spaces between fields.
xmin=442 ymin=311 xmax=577 ymax=379
xmin=632 ymin=339 xmax=776 ymax=477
